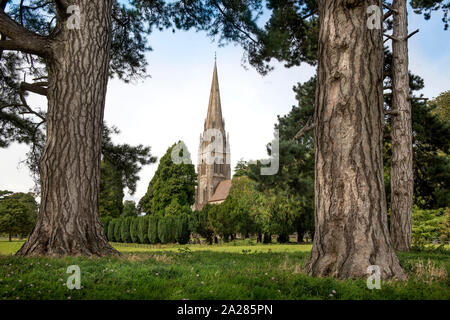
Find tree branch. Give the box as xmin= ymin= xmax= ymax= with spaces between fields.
xmin=24 ymin=1 xmax=53 ymax=12
xmin=55 ymin=0 xmax=71 ymax=9
xmin=33 ymin=76 xmax=48 ymax=81
xmin=383 ymin=10 xmax=394 ymax=21
xmin=19 ymin=0 xmax=25 ymax=26
xmin=181 ymin=0 xmax=204 ymax=28
xmin=0 ymin=10 xmax=51 ymax=57
xmin=407 ymin=29 xmax=419 ymax=39
xmin=408 ymin=97 xmax=428 ymax=102
xmin=384 ymin=29 xmax=419 ymax=44
xmin=383 ymin=33 xmax=401 ymax=42
xmin=0 ymin=39 xmax=47 ymax=56
xmin=385 ymin=110 xmax=400 ymax=116
xmin=0 ymin=103 xmax=25 ymax=110
xmin=18 ymin=87 xmax=46 ymax=121
xmin=382 ymin=4 xmax=398 ymax=14
xmin=293 ymin=117 xmax=314 ymax=141
xmin=20 ymin=81 xmax=48 ymax=96
xmin=212 ymin=0 xmax=258 ymax=45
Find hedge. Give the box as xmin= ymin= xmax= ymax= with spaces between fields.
xmin=412 ymin=208 xmax=450 ymax=246
xmin=100 ymin=217 xmax=112 ymax=241
xmin=105 ymin=214 xmax=195 ymax=245
xmin=121 ymin=217 xmax=132 ymax=243
xmin=175 ymin=214 xmax=191 ymax=244
xmin=130 ymin=218 xmax=140 ymax=243
xmin=158 ymin=215 xmax=176 ymax=244
xmin=107 ymin=219 xmax=116 ymax=242
xmin=148 ymin=214 xmax=159 ymax=244
xmin=138 ymin=216 xmax=150 ymax=244
xmin=114 ymin=218 xmax=122 ymax=242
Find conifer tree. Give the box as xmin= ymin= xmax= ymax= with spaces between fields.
xmin=120 ymin=217 xmax=132 ymax=243
xmin=130 ymin=218 xmax=140 ymax=243
xmin=138 ymin=216 xmax=150 ymax=244
xmin=107 ymin=219 xmax=116 ymax=243
xmin=114 ymin=218 xmax=122 ymax=243
xmin=148 ymin=215 xmax=159 ymax=244
xmin=139 ymin=142 xmax=196 ymax=215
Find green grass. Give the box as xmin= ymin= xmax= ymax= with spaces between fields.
xmin=112 ymin=240 xmax=313 ymax=253
xmin=0 ymin=240 xmax=26 ymax=255
xmin=0 ymin=240 xmax=449 ymax=300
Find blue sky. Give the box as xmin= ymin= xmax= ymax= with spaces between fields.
xmin=407 ymin=8 xmax=450 ymax=97
xmin=0 ymin=3 xmax=448 ymax=204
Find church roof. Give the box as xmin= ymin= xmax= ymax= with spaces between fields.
xmin=208 ymin=179 xmax=232 ymax=203
xmin=204 ymin=60 xmax=224 ymax=130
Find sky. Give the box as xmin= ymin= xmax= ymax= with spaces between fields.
xmin=0 ymin=5 xmax=449 ymax=204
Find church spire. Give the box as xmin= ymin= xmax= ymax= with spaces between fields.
xmin=195 ymin=56 xmax=231 ymax=211
xmin=204 ymin=58 xmax=224 ymax=130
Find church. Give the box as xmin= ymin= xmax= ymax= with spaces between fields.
xmin=194 ymin=59 xmax=232 ymax=211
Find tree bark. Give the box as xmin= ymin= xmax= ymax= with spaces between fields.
xmin=304 ymin=0 xmax=406 ymax=279
xmin=389 ymin=0 xmax=413 ymax=252
xmin=297 ymin=229 xmax=304 ymax=243
xmin=277 ymin=233 xmax=289 ymax=243
xmin=16 ymin=1 xmax=118 ymax=257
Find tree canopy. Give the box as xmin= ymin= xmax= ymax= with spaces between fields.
xmin=99 ymin=158 xmax=125 ymax=218
xmin=122 ymin=200 xmax=138 ymax=217
xmin=0 ymin=191 xmax=37 ymax=241
xmin=411 ymin=0 xmax=450 ymax=29
xmin=139 ymin=141 xmax=196 ymax=215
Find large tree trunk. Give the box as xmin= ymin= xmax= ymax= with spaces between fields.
xmin=17 ymin=1 xmax=117 ymax=257
xmin=389 ymin=0 xmax=413 ymax=252
xmin=304 ymin=0 xmax=406 ymax=279
xmin=297 ymin=228 xmax=304 ymax=243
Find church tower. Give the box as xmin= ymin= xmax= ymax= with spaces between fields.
xmin=195 ymin=59 xmax=231 ymax=210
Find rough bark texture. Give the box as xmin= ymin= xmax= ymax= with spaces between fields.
xmin=389 ymin=0 xmax=413 ymax=252
xmin=304 ymin=0 xmax=406 ymax=279
xmin=16 ymin=1 xmax=118 ymax=257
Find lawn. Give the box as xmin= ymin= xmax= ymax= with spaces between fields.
xmin=0 ymin=239 xmax=448 ymax=300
